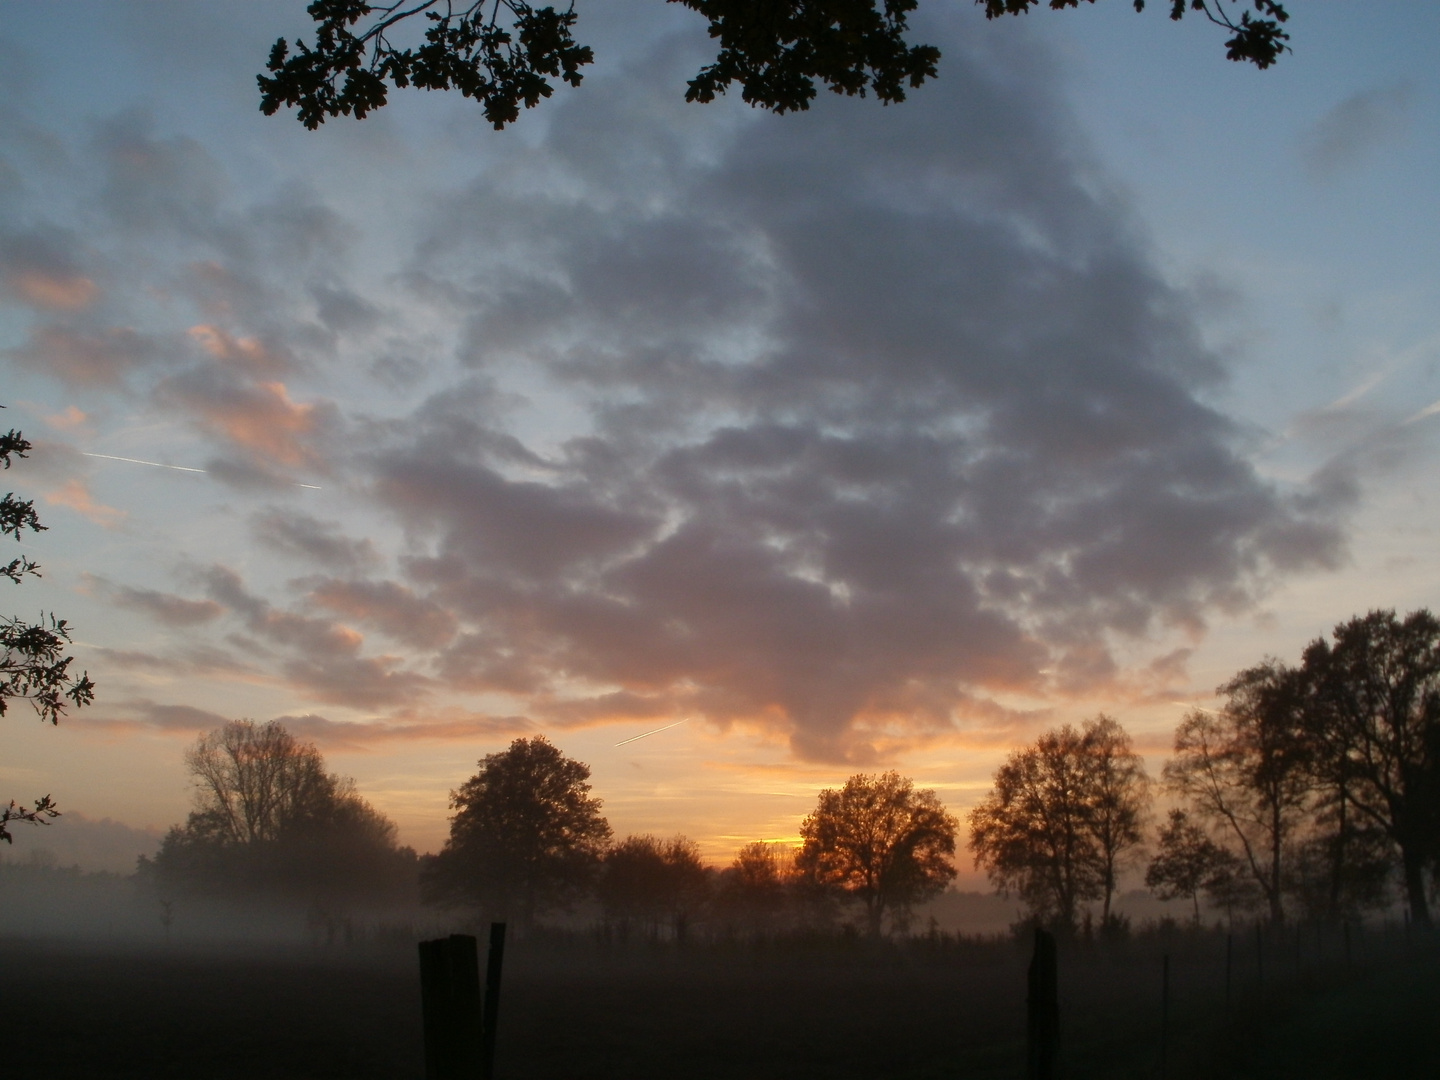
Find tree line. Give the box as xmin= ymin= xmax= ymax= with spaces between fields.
xmin=142 ymin=607 xmax=1439 ymax=937
xmin=972 ymin=609 xmax=1440 ymax=932
xmin=143 ymin=723 xmax=961 ymax=936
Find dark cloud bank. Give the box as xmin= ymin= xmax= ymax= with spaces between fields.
xmin=353 ymin=24 xmax=1347 ymax=761
xmin=12 ymin=13 xmax=1349 ymax=761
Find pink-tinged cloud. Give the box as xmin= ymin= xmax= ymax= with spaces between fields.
xmin=76 ymin=701 xmax=530 ymax=752
xmin=199 ymin=564 xmax=431 ymax=708
xmin=306 ymin=578 xmax=459 ymax=649
xmin=9 ymin=325 xmax=153 ymax=386
xmin=6 ymin=271 xmax=98 ymax=310
xmin=271 ymin=709 xmax=532 ymax=752
xmin=187 ymin=324 xmax=291 ymax=375
xmin=44 ymin=405 xmax=89 ymax=430
xmin=86 ymin=575 xmax=224 ymax=626
xmin=45 ymin=479 xmax=127 ymax=528
xmin=0 ymin=227 xmax=100 ymax=312
xmin=158 ymin=367 xmax=334 ymax=470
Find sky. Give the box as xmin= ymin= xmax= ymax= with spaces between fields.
xmin=1 ymin=1 xmax=1438 ymax=878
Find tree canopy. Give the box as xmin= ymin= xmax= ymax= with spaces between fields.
xmin=422 ymin=735 xmax=612 ymax=924
xmin=1143 ymin=610 xmax=1440 ymax=928
xmin=1 ymin=414 xmax=95 ymax=844
xmin=598 ymin=833 xmax=710 ymax=940
xmin=259 ymin=1 xmax=1292 ymax=131
xmin=795 ymin=770 xmax=957 ymax=936
xmin=143 ymin=719 xmax=414 ymax=907
xmin=1163 ymin=661 xmax=1314 ymax=926
xmin=1144 ymin=808 xmax=1236 ymax=923
xmin=968 ymin=716 xmax=1150 ymax=932
xmin=1299 ymin=610 xmax=1440 ymax=927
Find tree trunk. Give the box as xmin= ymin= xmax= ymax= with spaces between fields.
xmin=1403 ymin=848 xmax=1432 ymax=927
xmin=1327 ymin=788 xmax=1347 ymax=921
xmin=866 ymin=896 xmax=885 ymax=937
xmin=1268 ymin=887 xmax=1285 ymax=927
xmin=1269 ymin=803 xmax=1285 ymax=926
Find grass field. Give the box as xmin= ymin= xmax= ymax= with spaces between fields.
xmin=2 ymin=923 xmax=1435 ymax=1079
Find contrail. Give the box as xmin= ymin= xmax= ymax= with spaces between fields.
xmin=82 ymin=451 xmax=322 ymax=490
xmin=615 ymin=718 xmax=689 ymax=747
xmin=83 ymin=452 xmax=206 ymax=473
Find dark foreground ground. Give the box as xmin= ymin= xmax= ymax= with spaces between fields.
xmin=3 ymin=925 xmax=1436 ymax=1079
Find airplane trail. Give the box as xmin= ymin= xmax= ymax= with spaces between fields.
xmin=82 ymin=451 xmax=322 ymax=489
xmin=83 ymin=452 xmax=206 ymax=473
xmin=614 ymin=718 xmax=689 ymax=747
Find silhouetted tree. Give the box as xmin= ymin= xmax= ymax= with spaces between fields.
xmin=730 ymin=840 xmax=793 ymax=898
xmin=423 ymin=735 xmax=611 ymax=925
xmin=716 ymin=840 xmax=795 ymax=932
xmin=1299 ymin=610 xmax=1440 ymax=926
xmin=599 ymin=833 xmax=710 ymax=940
xmin=183 ymin=719 xmax=336 ymax=845
xmin=969 ymin=718 xmax=1150 ymax=931
xmin=1163 ymin=662 xmax=1312 ymax=925
xmin=1 ymin=415 xmax=95 ymax=844
xmin=970 ymin=726 xmax=1094 ymax=929
xmin=144 ymin=719 xmax=415 ymax=907
xmin=1145 ymin=808 xmax=1237 ymax=924
xmin=259 ymin=1 xmax=1291 ymax=132
xmin=796 ymin=771 xmax=957 ymax=936
xmin=1076 ymin=715 xmax=1150 ymax=926
xmin=1287 ymin=821 xmax=1393 ymax=924
xmin=1287 ymin=670 xmax=1374 ymax=922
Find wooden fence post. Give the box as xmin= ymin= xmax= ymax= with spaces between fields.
xmin=418 ymin=934 xmax=483 ymax=1080
xmin=1224 ymin=933 xmax=1232 ymax=1018
xmin=482 ymin=922 xmax=507 ymax=1080
xmin=1160 ymin=953 xmax=1170 ymax=1080
xmin=1027 ymin=927 xmax=1059 ymax=1080
xmin=1255 ymin=923 xmax=1264 ymax=991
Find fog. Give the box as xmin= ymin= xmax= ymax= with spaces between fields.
xmin=2 ymin=811 xmax=161 ymax=874
xmin=2 ymin=854 xmax=1433 ymax=1080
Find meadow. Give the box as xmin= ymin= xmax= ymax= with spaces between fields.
xmin=2 ymin=919 xmax=1435 ymax=1079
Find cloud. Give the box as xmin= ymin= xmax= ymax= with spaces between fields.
xmin=186 ymin=323 xmax=292 ymax=376
xmin=201 ymin=456 xmax=297 ymax=491
xmin=310 ymin=282 xmax=380 ymax=336
xmin=44 ymin=405 xmax=89 ymax=430
xmin=87 ymin=576 xmax=223 ymax=626
xmin=84 ymin=699 xmax=531 ymax=753
xmin=305 ymin=578 xmax=459 ymax=649
xmin=93 ymin=110 xmax=228 ymax=236
xmin=0 ymin=8 xmax=1361 ymax=767
xmin=1301 ymin=83 xmax=1415 ymax=179
xmin=88 ymin=643 xmax=262 ymax=680
xmin=8 ymin=324 xmax=156 ymax=386
xmin=0 ymin=227 xmax=98 ymax=311
xmin=251 ymin=508 xmax=380 ymax=572
xmin=362 ymin=19 xmax=1348 ymax=761
xmin=156 ymin=366 xmax=335 ymax=470
xmin=198 ymin=564 xmax=431 ymax=708
xmin=271 ymin=709 xmax=532 ymax=751
xmin=44 ymin=478 xmax=127 ymax=528
xmin=129 ymin=700 xmax=231 ymax=732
